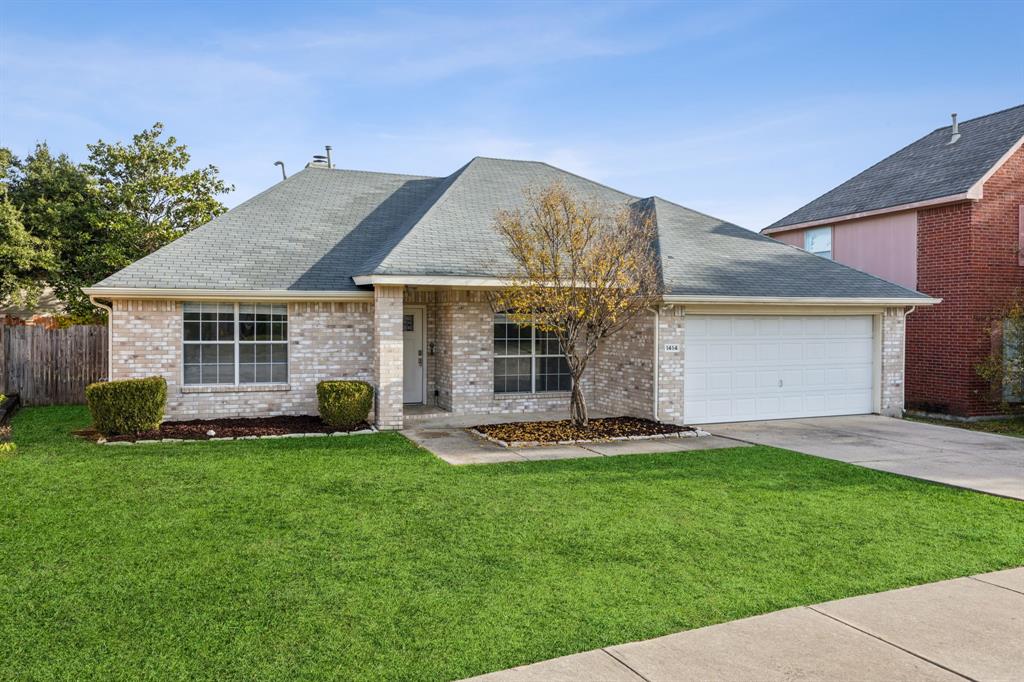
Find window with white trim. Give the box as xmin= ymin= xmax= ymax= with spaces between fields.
xmin=183 ymin=302 xmax=288 ymax=385
xmin=493 ymin=313 xmax=571 ymax=394
xmin=804 ymin=226 xmax=833 ymax=259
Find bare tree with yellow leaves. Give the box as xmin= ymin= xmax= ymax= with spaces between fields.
xmin=492 ymin=182 xmax=661 ymax=427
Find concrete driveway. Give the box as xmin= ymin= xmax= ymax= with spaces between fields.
xmin=706 ymin=415 xmax=1024 ymax=500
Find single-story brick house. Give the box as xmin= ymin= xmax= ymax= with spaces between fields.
xmin=84 ymin=157 xmax=936 ymax=429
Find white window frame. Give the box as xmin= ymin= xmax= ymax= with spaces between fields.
xmin=182 ymin=302 xmax=289 ymax=387
xmin=805 ymin=226 xmax=833 ymax=259
xmin=493 ymin=313 xmax=570 ymax=394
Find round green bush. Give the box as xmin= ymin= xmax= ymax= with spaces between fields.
xmin=85 ymin=376 xmax=167 ymax=436
xmin=317 ymin=380 xmax=374 ymax=430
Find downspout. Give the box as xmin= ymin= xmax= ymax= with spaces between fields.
xmin=651 ymin=305 xmax=660 ymax=422
xmin=89 ymin=296 xmax=113 ymax=381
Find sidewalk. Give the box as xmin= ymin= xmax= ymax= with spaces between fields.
xmin=467 ymin=567 xmax=1024 ymax=681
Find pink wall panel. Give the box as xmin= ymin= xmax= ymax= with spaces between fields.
xmin=832 ymin=211 xmax=917 ymax=289
xmin=773 ymin=230 xmax=805 ymax=248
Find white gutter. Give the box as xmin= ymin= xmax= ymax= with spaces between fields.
xmin=81 ymin=287 xmax=373 ymax=302
xmin=88 ymin=296 xmax=114 ymax=381
xmin=352 ymin=274 xmax=505 ymax=288
xmin=662 ymin=295 xmax=941 ymax=306
xmin=81 ymin=286 xmax=941 ymax=308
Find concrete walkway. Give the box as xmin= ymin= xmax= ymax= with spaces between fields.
xmin=402 ymin=415 xmax=745 ymax=465
xmin=709 ymin=415 xmax=1024 ymax=500
xmin=468 ymin=567 xmax=1024 ymax=681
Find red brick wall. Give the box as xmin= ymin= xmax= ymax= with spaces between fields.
xmin=907 ymin=145 xmax=1024 ymax=416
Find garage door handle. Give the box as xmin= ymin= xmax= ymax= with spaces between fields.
xmin=778 ymin=379 xmax=783 ymax=387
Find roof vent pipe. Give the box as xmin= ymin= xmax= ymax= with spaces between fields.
xmin=274 ymin=161 xmax=286 ymax=180
xmin=325 ymin=145 xmax=333 ymax=169
xmin=948 ymin=113 xmax=961 ymax=145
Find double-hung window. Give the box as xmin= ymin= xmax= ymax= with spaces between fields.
xmin=183 ymin=302 xmax=288 ymax=385
xmin=804 ymin=226 xmax=833 ymax=259
xmin=493 ymin=313 xmax=571 ymax=394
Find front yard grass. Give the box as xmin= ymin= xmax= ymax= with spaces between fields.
xmin=3 ymin=406 xmax=1022 ymax=681
xmin=907 ymin=414 xmax=1024 ymax=438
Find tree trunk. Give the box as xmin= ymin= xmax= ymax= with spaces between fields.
xmin=569 ymin=374 xmax=588 ymax=428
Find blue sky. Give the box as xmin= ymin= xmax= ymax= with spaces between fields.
xmin=2 ymin=0 xmax=1022 ymax=229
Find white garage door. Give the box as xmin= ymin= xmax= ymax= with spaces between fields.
xmin=684 ymin=315 xmax=874 ymax=424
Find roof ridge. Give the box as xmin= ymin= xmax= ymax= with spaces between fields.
xmin=535 ymin=159 xmax=639 ymax=201
xmin=357 ymin=160 xmax=474 ymax=275
xmin=923 ymin=102 xmax=1024 ymax=134
xmin=649 ymin=195 xmax=745 ymax=230
xmin=769 ymin=104 xmax=1024 ymax=230
xmin=313 ymin=166 xmax=439 ymax=180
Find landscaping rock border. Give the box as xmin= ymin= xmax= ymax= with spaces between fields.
xmin=97 ymin=427 xmax=377 ymax=445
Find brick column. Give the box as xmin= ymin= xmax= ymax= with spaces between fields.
xmin=373 ymin=285 xmax=404 ymax=430
xmin=656 ymin=305 xmax=686 ymax=424
xmin=880 ymin=307 xmax=906 ymax=417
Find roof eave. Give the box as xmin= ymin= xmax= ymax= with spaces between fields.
xmin=351 ymin=277 xmax=940 ymax=306
xmin=81 ymin=287 xmax=374 ymax=301
xmin=761 ymin=191 xmax=977 ymax=234
xmin=663 ymin=294 xmax=940 ymax=306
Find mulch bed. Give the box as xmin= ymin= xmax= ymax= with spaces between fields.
xmin=472 ymin=416 xmax=694 ymax=445
xmin=75 ymin=415 xmax=370 ymax=443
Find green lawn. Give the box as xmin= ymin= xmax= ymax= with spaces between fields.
xmin=907 ymin=414 xmax=1024 ymax=438
xmin=3 ymin=407 xmax=1022 ymax=681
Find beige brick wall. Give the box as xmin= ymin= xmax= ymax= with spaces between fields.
xmin=656 ymin=305 xmax=686 ymax=424
xmin=373 ymin=286 xmax=404 ymax=430
xmin=432 ymin=290 xmax=580 ymax=415
xmin=109 ymin=293 xmax=909 ymax=427
xmin=591 ymin=311 xmax=655 ymax=418
xmin=880 ymin=306 xmax=907 ymax=417
xmin=110 ymin=299 xmax=373 ymax=421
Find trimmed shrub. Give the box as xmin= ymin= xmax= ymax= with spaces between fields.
xmin=86 ymin=376 xmax=167 ymax=436
xmin=317 ymin=380 xmax=373 ymax=430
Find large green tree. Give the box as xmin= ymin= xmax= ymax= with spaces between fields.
xmin=3 ymin=123 xmax=232 ymax=317
xmin=0 ymin=149 xmax=54 ymax=309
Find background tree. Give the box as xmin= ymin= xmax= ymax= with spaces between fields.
xmin=2 ymin=123 xmax=232 ymax=318
xmin=977 ymin=296 xmax=1024 ymax=410
xmin=493 ymin=182 xmax=661 ymax=427
xmin=0 ymin=148 xmax=54 ymax=308
xmin=5 ymin=143 xmax=102 ymax=317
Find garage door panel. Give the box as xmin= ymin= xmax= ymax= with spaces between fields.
xmin=733 ymin=371 xmax=756 ymax=389
xmin=708 ymin=318 xmax=732 ymax=335
xmin=709 ymin=372 xmax=732 ymax=390
xmin=685 ymin=314 xmax=874 ymax=424
xmin=709 ymin=345 xmax=731 ymax=362
xmin=734 ymin=343 xmax=757 ymax=362
xmin=781 ymin=369 xmax=803 ymax=387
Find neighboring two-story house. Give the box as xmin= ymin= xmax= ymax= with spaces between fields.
xmin=763 ymin=104 xmax=1024 ymax=418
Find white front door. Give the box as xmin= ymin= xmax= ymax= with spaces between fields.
xmin=684 ymin=314 xmax=874 ymax=424
xmin=402 ymin=307 xmax=425 ymax=404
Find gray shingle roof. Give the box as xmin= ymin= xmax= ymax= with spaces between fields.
xmin=93 ymin=156 xmax=929 ymax=301
xmin=768 ymin=104 xmax=1024 ymax=230
xmin=95 ymin=168 xmax=443 ymax=291
xmin=650 ymin=198 xmax=924 ymax=298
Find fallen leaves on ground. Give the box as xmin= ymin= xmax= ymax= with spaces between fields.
xmin=473 ymin=416 xmax=691 ymax=444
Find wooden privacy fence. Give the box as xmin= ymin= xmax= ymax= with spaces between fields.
xmin=0 ymin=325 xmax=108 ymax=405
